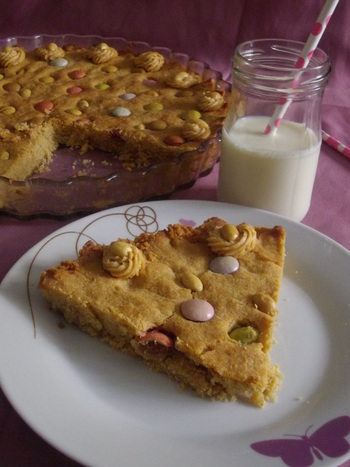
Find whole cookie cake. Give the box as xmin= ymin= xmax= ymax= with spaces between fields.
xmin=0 ymin=39 xmax=229 ymax=182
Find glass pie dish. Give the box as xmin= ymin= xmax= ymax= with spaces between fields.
xmin=0 ymin=34 xmax=230 ymax=217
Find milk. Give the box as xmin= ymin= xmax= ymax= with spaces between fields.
xmin=218 ymin=116 xmax=321 ymax=221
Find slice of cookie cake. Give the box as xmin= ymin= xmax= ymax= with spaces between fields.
xmin=39 ymin=217 xmax=286 ymax=407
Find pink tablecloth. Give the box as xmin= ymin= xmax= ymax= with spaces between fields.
xmin=1 ymin=0 xmax=349 ymax=465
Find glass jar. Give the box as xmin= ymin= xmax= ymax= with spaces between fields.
xmin=218 ymin=39 xmax=331 ymax=221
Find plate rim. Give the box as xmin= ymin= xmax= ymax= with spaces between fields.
xmin=1 ymin=199 xmax=349 ymax=467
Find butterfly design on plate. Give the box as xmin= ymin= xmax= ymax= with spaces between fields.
xmin=250 ymin=415 xmax=350 ymax=467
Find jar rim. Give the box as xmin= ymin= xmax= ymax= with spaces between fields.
xmin=234 ymin=38 xmax=330 ymax=73
xmin=232 ymin=38 xmax=331 ymax=96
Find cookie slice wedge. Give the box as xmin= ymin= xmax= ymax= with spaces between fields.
xmin=39 ymin=217 xmax=286 ymax=407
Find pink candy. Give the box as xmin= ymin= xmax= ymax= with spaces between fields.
xmin=143 ymin=78 xmax=158 ymax=87
xmin=181 ymin=299 xmax=214 ymax=322
xmin=119 ymin=92 xmax=136 ymax=100
xmin=67 ymin=86 xmax=83 ymax=95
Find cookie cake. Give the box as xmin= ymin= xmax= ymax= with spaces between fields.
xmin=39 ymin=217 xmax=286 ymax=407
xmin=0 ymin=39 xmax=229 ymax=181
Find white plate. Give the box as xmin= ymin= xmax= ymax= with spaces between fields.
xmin=0 ymin=200 xmax=349 ymax=467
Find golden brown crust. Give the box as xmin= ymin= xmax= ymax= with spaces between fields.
xmin=0 ymin=44 xmax=229 ymax=181
xmin=39 ymin=217 xmax=286 ymax=407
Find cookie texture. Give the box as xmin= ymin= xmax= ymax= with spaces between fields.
xmin=39 ymin=217 xmax=286 ymax=407
xmin=0 ymin=43 xmax=229 ymax=181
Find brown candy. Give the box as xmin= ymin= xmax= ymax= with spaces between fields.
xmin=3 ymin=82 xmax=21 ymax=92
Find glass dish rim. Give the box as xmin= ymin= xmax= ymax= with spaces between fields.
xmin=0 ymin=34 xmax=230 ymax=216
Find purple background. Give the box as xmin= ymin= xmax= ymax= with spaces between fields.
xmin=1 ymin=1 xmax=349 ymax=465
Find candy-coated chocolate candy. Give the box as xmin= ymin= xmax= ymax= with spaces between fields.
xmin=143 ymin=78 xmax=158 ymax=86
xmin=34 ymin=100 xmax=54 ymax=112
xmin=20 ymin=88 xmax=31 ymax=97
xmin=119 ymin=92 xmax=136 ymax=100
xmin=40 ymin=76 xmax=55 ymax=83
xmin=147 ymin=120 xmax=167 ymax=130
xmin=144 ymin=102 xmax=163 ymax=111
xmin=68 ymin=70 xmax=86 ymax=79
xmin=144 ymin=90 xmax=158 ymax=96
xmin=3 ymin=82 xmax=21 ymax=92
xmin=102 ymin=65 xmax=118 ymax=73
xmin=67 ymin=108 xmax=82 ymax=115
xmin=67 ymin=86 xmax=83 ymax=95
xmin=0 ymin=106 xmax=16 ymax=115
xmin=181 ymin=299 xmax=215 ymax=322
xmin=164 ymin=135 xmax=185 ymax=146
xmin=95 ymin=83 xmax=110 ymax=90
xmin=111 ymin=106 xmax=131 ymax=117
xmin=50 ymin=58 xmax=68 ymax=67
xmin=139 ymin=331 xmax=174 ymax=348
xmin=209 ymin=256 xmax=239 ymax=274
xmin=181 ymin=109 xmax=201 ymax=120
xmin=0 ymin=151 xmax=10 ymax=160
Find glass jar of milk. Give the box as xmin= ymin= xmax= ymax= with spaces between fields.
xmin=218 ymin=39 xmax=331 ymax=221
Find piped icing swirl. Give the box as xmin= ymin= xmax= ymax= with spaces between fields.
xmin=182 ymin=119 xmax=210 ymax=140
xmin=134 ymin=51 xmax=165 ymax=72
xmin=198 ymin=91 xmax=224 ymax=112
xmin=35 ymin=43 xmax=65 ymax=61
xmin=166 ymin=71 xmax=201 ymax=89
xmin=207 ymin=223 xmax=257 ymax=257
xmin=0 ymin=45 xmax=25 ymax=67
xmin=88 ymin=43 xmax=118 ymax=64
xmin=103 ymin=240 xmax=146 ymax=279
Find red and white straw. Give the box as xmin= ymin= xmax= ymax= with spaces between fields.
xmin=322 ymin=130 xmax=350 ymax=160
xmin=264 ymin=0 xmax=340 ymax=136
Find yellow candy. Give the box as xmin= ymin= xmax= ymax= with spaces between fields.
xmin=147 ymin=120 xmax=167 ymax=130
xmin=95 ymin=83 xmax=110 ymax=90
xmin=40 ymin=76 xmax=55 ymax=83
xmin=67 ymin=108 xmax=82 ymax=116
xmin=144 ymin=90 xmax=159 ymax=97
xmin=20 ymin=88 xmax=32 ymax=98
xmin=102 ymin=65 xmax=118 ymax=73
xmin=0 ymin=106 xmax=16 ymax=115
xmin=144 ymin=102 xmax=163 ymax=111
xmin=0 ymin=151 xmax=10 ymax=160
xmin=181 ymin=110 xmax=201 ymax=121
xmin=135 ymin=123 xmax=145 ymax=130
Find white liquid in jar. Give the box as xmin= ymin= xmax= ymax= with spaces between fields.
xmin=218 ymin=116 xmax=321 ymax=221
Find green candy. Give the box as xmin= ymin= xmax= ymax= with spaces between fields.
xmin=229 ymin=326 xmax=259 ymax=344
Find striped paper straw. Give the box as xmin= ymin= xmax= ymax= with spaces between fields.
xmin=264 ymin=0 xmax=340 ymax=136
xmin=322 ymin=130 xmax=350 ymax=159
